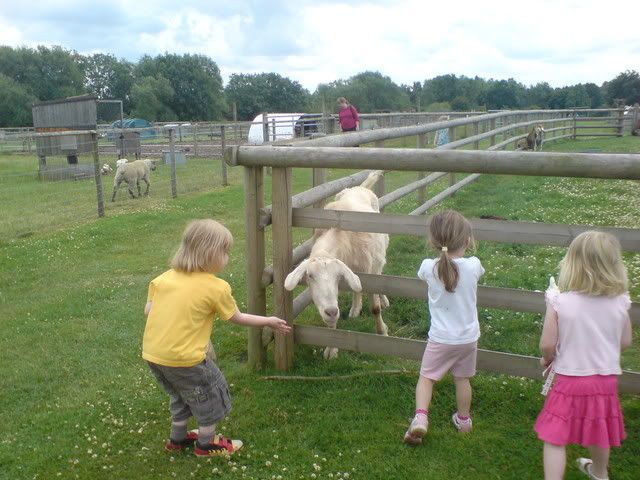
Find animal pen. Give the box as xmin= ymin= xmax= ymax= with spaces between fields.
xmin=224 ymin=108 xmax=640 ymax=394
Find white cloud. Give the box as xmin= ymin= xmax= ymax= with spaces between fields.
xmin=1 ymin=0 xmax=639 ymax=90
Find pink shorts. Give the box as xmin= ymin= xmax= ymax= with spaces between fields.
xmin=420 ymin=340 xmax=477 ymax=381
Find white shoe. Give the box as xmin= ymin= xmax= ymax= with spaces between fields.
xmin=451 ymin=413 xmax=472 ymax=433
xmin=576 ymin=458 xmax=609 ymax=480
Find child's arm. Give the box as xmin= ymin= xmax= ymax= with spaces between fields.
xmin=144 ymin=301 xmax=152 ymax=316
xmin=229 ymin=311 xmax=292 ymax=335
xmin=539 ymin=305 xmax=558 ymax=366
xmin=621 ymin=317 xmax=632 ymax=350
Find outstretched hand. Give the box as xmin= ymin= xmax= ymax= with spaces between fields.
xmin=269 ymin=317 xmax=292 ymax=335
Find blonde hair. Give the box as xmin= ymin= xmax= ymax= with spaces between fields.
xmin=337 ymin=97 xmax=348 ymax=105
xmin=171 ymin=219 xmax=233 ymax=273
xmin=428 ymin=210 xmax=473 ymax=292
xmin=558 ymin=231 xmax=628 ymax=296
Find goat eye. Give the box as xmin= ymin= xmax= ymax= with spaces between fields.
xmin=307 ymin=274 xmax=314 ymax=281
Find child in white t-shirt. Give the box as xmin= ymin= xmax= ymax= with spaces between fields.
xmin=404 ymin=210 xmax=485 ymax=445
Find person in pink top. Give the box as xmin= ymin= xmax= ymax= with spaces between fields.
xmin=337 ymin=97 xmax=359 ymax=132
xmin=535 ymin=231 xmax=633 ymax=480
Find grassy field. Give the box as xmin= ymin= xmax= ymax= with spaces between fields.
xmin=0 ymin=134 xmax=638 ymax=480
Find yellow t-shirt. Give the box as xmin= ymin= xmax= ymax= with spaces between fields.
xmin=142 ymin=269 xmax=238 ymax=367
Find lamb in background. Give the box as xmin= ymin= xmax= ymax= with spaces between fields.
xmin=284 ymin=170 xmax=389 ymax=359
xmin=101 ymin=164 xmax=113 ymax=175
xmin=111 ymin=159 xmax=156 ymax=201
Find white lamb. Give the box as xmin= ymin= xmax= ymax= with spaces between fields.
xmin=101 ymin=164 xmax=113 ymax=175
xmin=284 ymin=170 xmax=389 ymax=359
xmin=111 ymin=159 xmax=156 ymax=201
xmin=116 ymin=158 xmax=128 ymax=167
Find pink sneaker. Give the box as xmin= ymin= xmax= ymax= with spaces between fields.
xmin=451 ymin=413 xmax=472 ymax=433
xmin=403 ymin=413 xmax=428 ymax=445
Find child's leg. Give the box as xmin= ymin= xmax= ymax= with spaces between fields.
xmin=197 ymin=424 xmax=216 ymax=446
xmin=586 ymin=445 xmax=610 ymax=479
xmin=543 ymin=442 xmax=566 ymax=480
xmin=416 ymin=375 xmax=434 ymax=412
xmin=453 ymin=377 xmax=472 ymax=417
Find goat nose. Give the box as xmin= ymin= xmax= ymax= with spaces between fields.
xmin=324 ymin=307 xmax=338 ymax=318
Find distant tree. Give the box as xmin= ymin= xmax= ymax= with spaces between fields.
xmin=130 ymin=76 xmax=175 ymax=121
xmin=0 ymin=74 xmax=36 ymax=127
xmin=225 ymin=73 xmax=309 ymax=120
xmin=425 ymin=101 xmax=452 ymax=112
xmin=485 ymin=79 xmax=524 ymax=109
xmin=526 ymin=82 xmax=553 ymax=109
xmin=451 ymin=96 xmax=472 ymax=111
xmin=583 ymin=83 xmax=604 ymax=108
xmin=563 ymin=85 xmax=591 ymax=108
xmin=604 ymin=70 xmax=640 ymax=105
xmin=135 ymin=53 xmax=226 ymax=120
xmin=82 ymin=53 xmax=134 ymax=110
xmin=316 ymin=71 xmax=410 ymax=113
xmin=0 ymin=45 xmax=85 ymax=101
xmin=401 ymin=81 xmax=423 ymax=110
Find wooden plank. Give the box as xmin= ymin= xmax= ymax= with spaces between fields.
xmin=347 ymin=273 xmax=640 ymax=326
xmin=272 ymin=167 xmax=295 ymax=370
xmin=244 ymin=167 xmax=267 ymax=370
xmin=410 ymin=174 xmax=481 ymax=215
xmin=262 ymin=238 xmax=314 ymax=287
xmin=379 ymin=172 xmax=447 ymax=208
xmin=90 ymin=132 xmax=104 ymax=218
xmin=293 ymin=325 xmax=640 ymax=393
xmin=228 ymin=146 xmax=640 ymax=180
xmin=291 ymin=209 xmax=640 ymax=253
xmin=312 ymin=167 xmax=326 ymax=208
xmin=293 ymin=288 xmax=313 ymax=318
xmin=260 ymin=171 xmax=371 ymax=227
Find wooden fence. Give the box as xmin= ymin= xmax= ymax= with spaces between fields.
xmin=224 ymin=107 xmax=640 ymax=393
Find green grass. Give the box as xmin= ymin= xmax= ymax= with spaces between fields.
xmin=0 ymin=135 xmax=639 ymax=479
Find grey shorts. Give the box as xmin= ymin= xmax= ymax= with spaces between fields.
xmin=147 ymin=357 xmax=232 ymax=426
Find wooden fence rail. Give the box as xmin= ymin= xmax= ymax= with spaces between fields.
xmin=294 ymin=325 xmax=640 ymax=394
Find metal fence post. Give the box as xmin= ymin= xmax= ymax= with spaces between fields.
xmin=169 ymin=128 xmax=177 ymax=198
xmin=91 ymin=132 xmax=105 ymax=218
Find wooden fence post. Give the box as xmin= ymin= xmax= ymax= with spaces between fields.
xmin=262 ymin=113 xmax=269 ymax=144
xmin=374 ymin=139 xmax=385 ymax=210
xmin=169 ymin=128 xmax=177 ymax=198
xmin=233 ymin=102 xmax=239 ymax=145
xmin=473 ymin=121 xmax=480 ymax=149
xmin=220 ymin=126 xmax=228 ymax=186
xmin=272 ymin=167 xmax=294 ymax=371
xmin=91 ymin=132 xmax=104 ymax=218
xmin=245 ymin=166 xmax=267 ymax=370
xmin=448 ymin=126 xmax=456 ymax=187
xmin=312 ymin=167 xmax=327 ymax=208
xmin=572 ymin=110 xmax=577 ymax=139
xmin=417 ymin=133 xmax=427 ymax=205
xmin=490 ymin=118 xmax=496 ymax=147
xmin=193 ymin=123 xmax=198 ymax=157
xmin=617 ymin=107 xmax=625 ymax=137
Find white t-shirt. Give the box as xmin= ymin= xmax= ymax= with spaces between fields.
xmin=417 ymin=256 xmax=485 ymax=345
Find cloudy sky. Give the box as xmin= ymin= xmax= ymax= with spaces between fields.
xmin=1 ymin=0 xmax=638 ymax=91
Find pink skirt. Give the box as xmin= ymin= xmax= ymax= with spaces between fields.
xmin=534 ymin=374 xmax=626 ymax=448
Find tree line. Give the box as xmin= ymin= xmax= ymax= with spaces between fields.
xmin=0 ymin=45 xmax=639 ymax=127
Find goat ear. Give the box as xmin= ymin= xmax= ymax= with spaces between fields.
xmin=335 ymin=260 xmax=362 ymax=292
xmin=284 ymin=259 xmax=309 ymax=291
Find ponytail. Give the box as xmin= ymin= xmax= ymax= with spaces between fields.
xmin=428 ymin=210 xmax=473 ymax=292
xmin=435 ymin=248 xmax=459 ymax=292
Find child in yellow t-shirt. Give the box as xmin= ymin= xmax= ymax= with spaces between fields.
xmin=143 ymin=219 xmax=291 ymax=457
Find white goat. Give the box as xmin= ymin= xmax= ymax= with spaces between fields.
xmin=284 ymin=170 xmax=389 ymax=359
xmin=111 ymin=159 xmax=156 ymax=201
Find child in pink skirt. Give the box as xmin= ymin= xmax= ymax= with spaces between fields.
xmin=535 ymin=231 xmax=633 ymax=480
xmin=404 ymin=210 xmax=484 ymax=444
